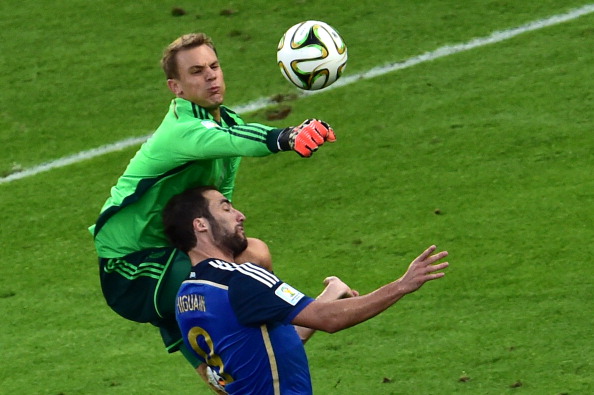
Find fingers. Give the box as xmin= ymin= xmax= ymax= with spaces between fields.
xmin=411 ymin=245 xmax=449 ymax=280
xmin=424 ymin=262 xmax=449 ymax=282
xmin=427 ymin=251 xmax=449 ymax=265
xmin=415 ymin=245 xmax=448 ymax=264
xmin=323 ymin=276 xmax=339 ymax=286
xmin=316 ymin=120 xmax=336 ymax=143
xmin=326 ymin=128 xmax=337 ymax=143
xmin=429 ymin=261 xmax=450 ymax=272
xmin=293 ymin=119 xmax=336 ymax=157
xmin=421 ymin=254 xmax=449 ymax=284
xmin=416 ymin=245 xmax=437 ymax=261
xmin=302 ymin=120 xmax=329 ymax=143
xmin=425 ymin=272 xmax=446 ymax=281
xmin=318 ymin=276 xmax=357 ymax=301
xmin=308 ymin=127 xmax=325 ymax=145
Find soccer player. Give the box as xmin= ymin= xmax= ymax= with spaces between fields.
xmin=165 ymin=186 xmax=450 ymax=394
xmin=88 ymin=32 xmax=336 ymax=384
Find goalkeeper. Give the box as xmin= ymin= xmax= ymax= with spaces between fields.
xmin=88 ymin=32 xmax=336 ymax=384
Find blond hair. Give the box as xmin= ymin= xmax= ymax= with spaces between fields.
xmin=161 ymin=33 xmax=218 ymax=79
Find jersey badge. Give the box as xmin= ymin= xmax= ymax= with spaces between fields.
xmin=201 ymin=120 xmax=220 ymax=129
xmin=275 ymin=283 xmax=304 ymax=306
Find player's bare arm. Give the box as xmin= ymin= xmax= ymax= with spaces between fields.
xmin=292 ymin=245 xmax=449 ymax=333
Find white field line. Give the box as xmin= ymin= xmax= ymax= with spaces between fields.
xmin=2 ymin=4 xmax=593 ymax=185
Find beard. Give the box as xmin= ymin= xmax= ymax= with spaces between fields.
xmin=211 ymin=220 xmax=248 ymax=257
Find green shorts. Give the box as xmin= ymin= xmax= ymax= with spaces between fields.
xmin=98 ymin=247 xmax=200 ymax=367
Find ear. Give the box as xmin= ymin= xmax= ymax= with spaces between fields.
xmin=193 ymin=217 xmax=209 ymax=233
xmin=167 ymin=79 xmax=183 ymax=96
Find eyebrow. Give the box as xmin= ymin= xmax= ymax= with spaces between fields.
xmin=188 ymin=65 xmax=205 ymax=72
xmin=188 ymin=60 xmax=219 ymax=71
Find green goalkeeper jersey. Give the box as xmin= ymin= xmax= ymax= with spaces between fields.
xmin=89 ymin=98 xmax=282 ymax=258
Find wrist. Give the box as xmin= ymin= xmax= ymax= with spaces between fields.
xmin=275 ymin=127 xmax=295 ymax=152
xmin=266 ymin=128 xmax=286 ymax=152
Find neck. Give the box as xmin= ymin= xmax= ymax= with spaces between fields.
xmin=188 ymin=246 xmax=233 ymax=266
xmin=209 ymin=107 xmax=221 ymax=123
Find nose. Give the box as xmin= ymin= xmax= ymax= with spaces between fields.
xmin=205 ymin=67 xmax=217 ymax=80
xmin=236 ymin=209 xmax=246 ymax=222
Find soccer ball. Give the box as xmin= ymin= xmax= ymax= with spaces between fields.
xmin=277 ymin=20 xmax=348 ymax=91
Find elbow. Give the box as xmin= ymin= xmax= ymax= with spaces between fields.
xmin=320 ymin=318 xmax=344 ymax=334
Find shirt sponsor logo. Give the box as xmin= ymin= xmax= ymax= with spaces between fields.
xmin=274 ymin=283 xmax=304 ymax=306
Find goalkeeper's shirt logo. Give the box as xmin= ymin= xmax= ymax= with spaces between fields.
xmin=201 ymin=120 xmax=219 ymax=129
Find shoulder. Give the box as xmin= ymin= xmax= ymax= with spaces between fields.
xmin=186 ymin=259 xmax=279 ymax=287
xmin=211 ymin=259 xmax=279 ymax=288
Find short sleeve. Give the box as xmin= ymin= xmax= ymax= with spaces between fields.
xmin=228 ymin=271 xmax=314 ymax=327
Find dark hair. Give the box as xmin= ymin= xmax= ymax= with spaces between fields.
xmin=161 ymin=33 xmax=218 ymax=79
xmin=163 ymin=186 xmax=218 ymax=252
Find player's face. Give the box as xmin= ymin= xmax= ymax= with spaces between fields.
xmin=204 ymin=190 xmax=248 ymax=257
xmin=168 ymin=45 xmax=226 ymax=111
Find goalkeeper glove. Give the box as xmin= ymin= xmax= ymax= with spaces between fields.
xmin=277 ymin=119 xmax=336 ymax=157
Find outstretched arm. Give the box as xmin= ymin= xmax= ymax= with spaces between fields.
xmin=292 ymin=245 xmax=449 ymax=333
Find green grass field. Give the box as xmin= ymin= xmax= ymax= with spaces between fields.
xmin=1 ymin=1 xmax=593 ymax=394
